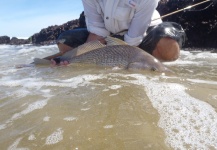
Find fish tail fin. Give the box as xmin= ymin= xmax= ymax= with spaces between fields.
xmin=34 ymin=58 xmax=51 ymax=65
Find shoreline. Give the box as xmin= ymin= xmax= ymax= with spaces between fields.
xmin=1 ymin=0 xmax=217 ymax=48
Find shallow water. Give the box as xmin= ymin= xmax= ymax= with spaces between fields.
xmin=0 ymin=44 xmax=217 ymax=150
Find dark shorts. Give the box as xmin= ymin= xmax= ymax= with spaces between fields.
xmin=57 ymin=22 xmax=186 ymax=54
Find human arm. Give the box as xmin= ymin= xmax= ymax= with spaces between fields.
xmin=124 ymin=0 xmax=160 ymax=46
xmin=82 ymin=0 xmax=109 ymax=43
xmin=86 ymin=32 xmax=106 ymax=44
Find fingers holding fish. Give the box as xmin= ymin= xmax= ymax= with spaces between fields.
xmin=51 ymin=57 xmax=70 ymax=66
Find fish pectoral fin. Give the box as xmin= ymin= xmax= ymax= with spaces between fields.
xmin=34 ymin=58 xmax=51 ymax=65
xmin=105 ymin=36 xmax=128 ymax=46
xmin=76 ymin=40 xmax=105 ymax=56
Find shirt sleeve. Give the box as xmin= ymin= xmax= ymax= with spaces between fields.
xmin=124 ymin=0 xmax=160 ymax=46
xmin=82 ymin=0 xmax=110 ymax=37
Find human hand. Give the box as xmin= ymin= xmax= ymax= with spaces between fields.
xmin=51 ymin=57 xmax=69 ymax=66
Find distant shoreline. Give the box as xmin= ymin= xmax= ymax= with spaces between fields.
xmin=1 ymin=0 xmax=217 ymax=48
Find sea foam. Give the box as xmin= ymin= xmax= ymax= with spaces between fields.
xmin=8 ymin=137 xmax=29 ymax=150
xmin=45 ymin=128 xmax=64 ymax=145
xmin=0 ymin=99 xmax=48 ymax=131
xmin=123 ymin=74 xmax=217 ymax=149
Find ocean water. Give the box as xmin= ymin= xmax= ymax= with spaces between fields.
xmin=0 ymin=44 xmax=217 ymax=150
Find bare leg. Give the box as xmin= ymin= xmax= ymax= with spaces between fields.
xmin=152 ymin=37 xmax=180 ymax=62
xmin=48 ymin=43 xmax=74 ymax=66
xmin=57 ymin=43 xmax=73 ymax=53
xmin=43 ymin=43 xmax=73 ymax=60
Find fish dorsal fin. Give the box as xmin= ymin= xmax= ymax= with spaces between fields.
xmin=76 ymin=40 xmax=106 ymax=56
xmin=76 ymin=40 xmax=105 ymax=55
xmin=105 ymin=36 xmax=128 ymax=46
xmin=62 ymin=40 xmax=105 ymax=59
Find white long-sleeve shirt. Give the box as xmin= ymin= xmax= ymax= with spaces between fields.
xmin=82 ymin=0 xmax=162 ymax=46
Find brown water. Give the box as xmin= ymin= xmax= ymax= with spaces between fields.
xmin=0 ymin=45 xmax=217 ymax=150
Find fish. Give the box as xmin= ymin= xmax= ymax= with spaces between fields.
xmin=32 ymin=36 xmax=170 ymax=72
xmin=57 ymin=37 xmax=171 ymax=72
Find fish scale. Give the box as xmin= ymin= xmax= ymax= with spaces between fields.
xmin=69 ymin=45 xmax=149 ymax=69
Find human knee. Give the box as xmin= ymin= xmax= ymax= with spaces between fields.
xmin=57 ymin=43 xmax=73 ymax=54
xmin=152 ymin=37 xmax=180 ymax=61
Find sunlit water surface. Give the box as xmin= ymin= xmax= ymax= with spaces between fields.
xmin=0 ymin=44 xmax=217 ymax=150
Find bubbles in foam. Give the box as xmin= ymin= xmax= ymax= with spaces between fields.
xmin=0 ymin=78 xmax=53 ymax=100
xmin=17 ymin=48 xmax=36 ymax=54
xmin=12 ymin=89 xmax=31 ymax=98
xmin=41 ymin=89 xmax=51 ymax=93
xmin=187 ymin=79 xmax=217 ymax=85
xmin=0 ymin=75 xmax=106 ymax=93
xmin=40 ymin=89 xmax=53 ymax=98
xmin=43 ymin=116 xmax=50 ymax=122
xmin=212 ymin=95 xmax=217 ymax=100
xmin=0 ymin=68 xmax=18 ymax=75
xmin=102 ymin=89 xmax=109 ymax=92
xmin=28 ymin=134 xmax=36 ymax=141
xmin=120 ymin=74 xmax=217 ymax=149
xmin=104 ymin=85 xmax=122 ymax=96
xmin=0 ymin=78 xmax=42 ymax=88
xmin=109 ymin=92 xmax=119 ymax=97
xmin=194 ymin=51 xmax=217 ymax=59
xmin=63 ymin=117 xmax=77 ymax=121
xmin=45 ymin=128 xmax=64 ymax=145
xmin=108 ymin=85 xmax=122 ymax=90
xmin=0 ymin=99 xmax=49 ymax=130
xmin=0 ymin=79 xmax=22 ymax=87
xmin=103 ymin=125 xmax=114 ymax=129
xmin=0 ymin=124 xmax=7 ymax=130
xmin=55 ymin=74 xmax=105 ymax=88
xmin=11 ymin=100 xmax=48 ymax=120
xmin=81 ymin=108 xmax=91 ymax=111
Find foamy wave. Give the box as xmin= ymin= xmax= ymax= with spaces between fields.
xmin=11 ymin=89 xmax=31 ymax=98
xmin=108 ymin=85 xmax=122 ymax=90
xmin=63 ymin=117 xmax=77 ymax=121
xmin=123 ymin=74 xmax=217 ymax=149
xmin=43 ymin=116 xmax=50 ymax=122
xmin=28 ymin=134 xmax=36 ymax=141
xmin=8 ymin=137 xmax=29 ymax=150
xmin=45 ymin=128 xmax=64 ymax=145
xmin=0 ymin=74 xmax=105 ymax=89
xmin=103 ymin=125 xmax=114 ymax=129
xmin=11 ymin=100 xmax=48 ymax=120
xmin=0 ymin=99 xmax=48 ymax=131
xmin=0 ymin=124 xmax=7 ymax=130
xmin=17 ymin=48 xmax=36 ymax=54
xmin=187 ymin=79 xmax=217 ymax=85
xmin=164 ymin=50 xmax=217 ymax=66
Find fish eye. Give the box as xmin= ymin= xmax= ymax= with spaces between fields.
xmin=150 ymin=67 xmax=157 ymax=71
